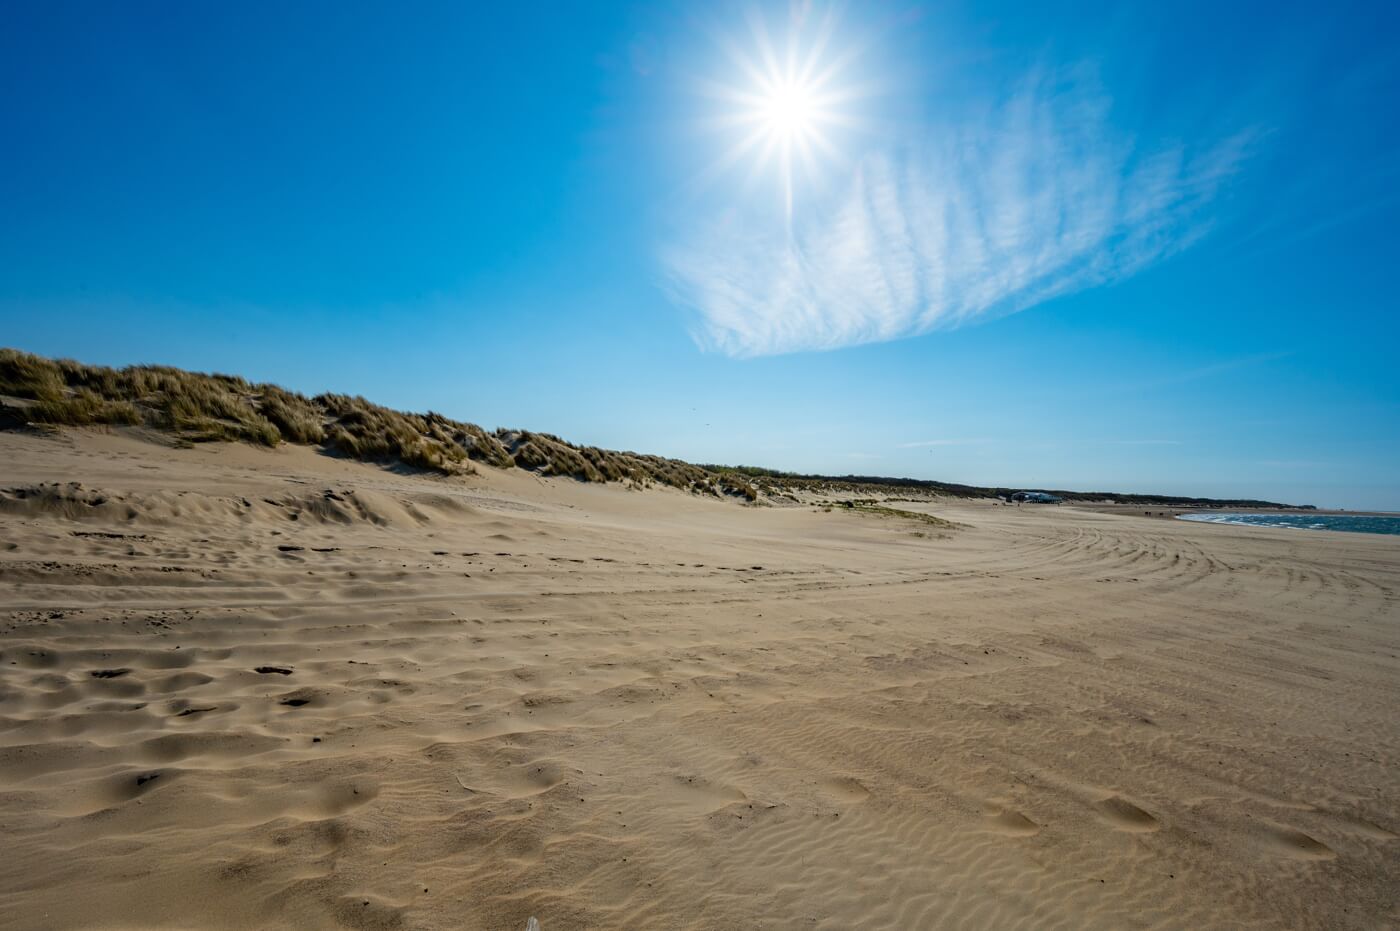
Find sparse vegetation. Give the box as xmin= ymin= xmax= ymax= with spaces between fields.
xmin=317 ymin=394 xmax=469 ymax=473
xmin=31 ymin=391 xmax=141 ymax=427
xmin=0 ymin=348 xmax=1304 ymax=509
xmin=699 ymin=462 xmax=1297 ymax=509
xmin=839 ymin=501 xmax=962 ymax=530
xmin=259 ymin=387 xmax=325 ymax=445
xmin=0 ymin=348 xmax=756 ymax=497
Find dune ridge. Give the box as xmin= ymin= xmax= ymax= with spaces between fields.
xmin=1 ymin=348 xmax=1301 ymax=509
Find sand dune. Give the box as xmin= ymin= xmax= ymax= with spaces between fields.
xmin=1 ymin=429 xmax=1397 ymax=929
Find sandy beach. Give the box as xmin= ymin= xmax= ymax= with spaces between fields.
xmin=1 ymin=428 xmax=1397 ymax=930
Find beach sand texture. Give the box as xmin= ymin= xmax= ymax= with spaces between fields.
xmin=1 ymin=430 xmax=1397 ymax=930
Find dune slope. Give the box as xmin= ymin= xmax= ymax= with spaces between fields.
xmin=0 ymin=430 xmax=1397 ymax=930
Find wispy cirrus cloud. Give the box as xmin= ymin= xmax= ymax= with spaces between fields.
xmin=898 ymin=438 xmax=990 ymax=448
xmin=1103 ymin=439 xmax=1182 ymax=446
xmin=665 ymin=74 xmax=1253 ymax=357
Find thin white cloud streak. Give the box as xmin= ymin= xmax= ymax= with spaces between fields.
xmin=898 ymin=438 xmax=989 ymax=448
xmin=665 ymin=75 xmax=1252 ymax=357
xmin=1103 ymin=439 xmax=1182 ymax=446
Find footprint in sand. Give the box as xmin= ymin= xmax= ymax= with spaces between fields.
xmin=60 ymin=768 xmax=174 ymax=816
xmin=1259 ymin=824 xmax=1335 ymax=860
xmin=486 ymin=760 xmax=565 ymax=800
xmin=669 ymin=774 xmax=749 ymax=813
xmin=982 ymin=802 xmax=1040 ymax=836
xmin=818 ymin=776 xmax=872 ymax=804
xmin=332 ymin=893 xmax=404 ymax=930
xmin=1095 ymin=795 xmax=1159 ymax=832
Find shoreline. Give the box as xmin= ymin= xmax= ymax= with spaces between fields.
xmin=1074 ymin=502 xmax=1400 ymax=520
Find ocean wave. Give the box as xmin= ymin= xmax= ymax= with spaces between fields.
xmin=1177 ymin=513 xmax=1400 ymax=536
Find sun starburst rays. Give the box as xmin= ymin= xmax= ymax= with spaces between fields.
xmin=701 ymin=10 xmax=860 ymax=223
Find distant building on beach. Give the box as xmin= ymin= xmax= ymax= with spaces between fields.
xmin=1010 ymin=491 xmax=1061 ymax=504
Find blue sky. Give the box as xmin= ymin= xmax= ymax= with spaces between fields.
xmin=2 ymin=1 xmax=1398 ymax=509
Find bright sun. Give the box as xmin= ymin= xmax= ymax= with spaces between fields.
xmin=703 ymin=9 xmax=862 ymax=221
xmin=760 ymin=81 xmax=818 ymax=139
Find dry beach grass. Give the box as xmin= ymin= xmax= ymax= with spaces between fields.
xmin=0 ymin=428 xmax=1397 ymax=929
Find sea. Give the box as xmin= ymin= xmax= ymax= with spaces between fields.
xmin=1177 ymin=512 xmax=1400 ymax=537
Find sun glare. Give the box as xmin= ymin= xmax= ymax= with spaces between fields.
xmin=703 ymin=9 xmax=863 ymax=222
xmin=761 ymin=80 xmax=817 ymax=139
